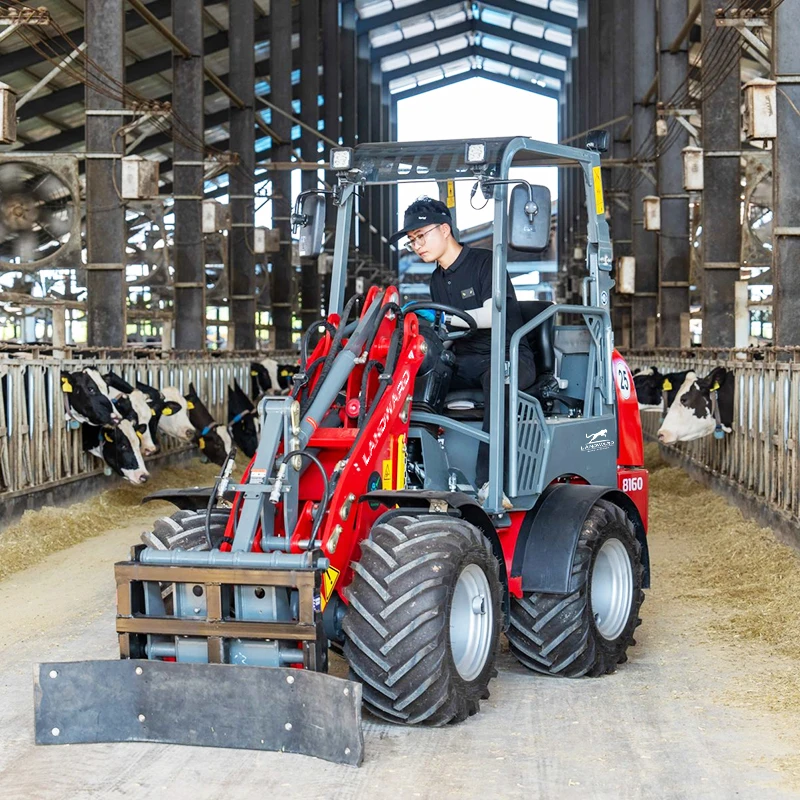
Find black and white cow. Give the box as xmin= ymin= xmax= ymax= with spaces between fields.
xmin=250 ymin=358 xmax=299 ymax=398
xmin=184 ymin=382 xmax=234 ymax=466
xmin=103 ymin=371 xmax=159 ymax=457
xmin=157 ymin=386 xmax=197 ymax=443
xmin=633 ymin=367 xmax=691 ymax=410
xmin=82 ymin=419 xmax=150 ymax=484
xmin=134 ymin=381 xmax=186 ymax=450
xmin=60 ymin=368 xmax=122 ymax=426
xmin=657 ymin=367 xmax=735 ymax=444
xmin=228 ymin=380 xmax=259 ymax=458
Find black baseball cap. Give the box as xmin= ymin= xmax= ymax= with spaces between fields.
xmin=389 ymin=198 xmax=453 ymax=245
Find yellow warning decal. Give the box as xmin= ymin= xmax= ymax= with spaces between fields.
xmin=445 ymin=179 xmax=456 ymax=209
xmin=397 ymin=434 xmax=406 ymax=490
xmin=592 ymin=165 xmax=605 ymax=216
xmin=662 ymin=378 xmax=672 ymax=391
xmin=382 ymin=459 xmax=393 ymax=489
xmin=321 ymin=566 xmax=341 ymax=607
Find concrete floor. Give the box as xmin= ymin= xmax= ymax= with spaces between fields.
xmin=1 ymin=501 xmax=799 ymax=799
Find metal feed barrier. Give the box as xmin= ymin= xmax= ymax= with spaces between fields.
xmin=624 ymin=347 xmax=800 ymax=536
xmin=0 ymin=350 xmax=290 ymax=499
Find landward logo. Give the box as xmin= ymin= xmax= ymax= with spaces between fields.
xmin=581 ymin=428 xmax=615 ymax=453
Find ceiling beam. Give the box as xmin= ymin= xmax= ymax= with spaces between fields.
xmin=388 ymin=67 xmax=560 ymax=103
xmin=383 ymin=45 xmax=564 ymax=84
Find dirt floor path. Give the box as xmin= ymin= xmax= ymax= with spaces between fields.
xmin=1 ymin=452 xmax=800 ymax=799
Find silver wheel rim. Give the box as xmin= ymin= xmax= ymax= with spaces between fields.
xmin=449 ymin=563 xmax=494 ymax=682
xmin=590 ymin=537 xmax=634 ymax=640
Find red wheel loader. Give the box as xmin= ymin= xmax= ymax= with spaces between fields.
xmin=35 ymin=136 xmax=649 ymax=766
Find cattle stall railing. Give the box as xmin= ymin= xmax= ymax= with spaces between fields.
xmin=0 ymin=351 xmax=290 ymax=500
xmin=623 ymin=347 xmax=800 ymax=540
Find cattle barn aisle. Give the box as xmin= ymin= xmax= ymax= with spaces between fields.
xmin=625 ymin=346 xmax=800 ymax=551
xmin=1 ymin=450 xmax=800 ymax=797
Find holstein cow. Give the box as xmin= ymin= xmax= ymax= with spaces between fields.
xmin=135 ymin=381 xmax=187 ymax=450
xmin=657 ymin=367 xmax=734 ymax=444
xmin=250 ymin=358 xmax=299 ymax=398
xmin=157 ymin=386 xmax=196 ymax=443
xmin=228 ymin=380 xmax=259 ymax=458
xmin=633 ymin=367 xmax=691 ymax=410
xmin=60 ymin=368 xmax=122 ymax=426
xmin=184 ymin=383 xmax=234 ymax=466
xmin=82 ymin=419 xmax=150 ymax=484
xmin=103 ymin=371 xmax=159 ymax=456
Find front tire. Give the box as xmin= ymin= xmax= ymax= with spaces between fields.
xmin=343 ymin=513 xmax=502 ymax=725
xmin=507 ymin=499 xmax=644 ymax=677
xmin=141 ymin=508 xmax=229 ymax=551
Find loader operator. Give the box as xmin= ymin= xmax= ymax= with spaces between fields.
xmin=391 ymin=197 xmax=536 ymax=504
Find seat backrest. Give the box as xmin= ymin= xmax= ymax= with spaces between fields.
xmin=518 ymin=300 xmax=556 ymax=376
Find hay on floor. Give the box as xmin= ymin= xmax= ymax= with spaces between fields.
xmin=0 ymin=460 xmax=228 ymax=581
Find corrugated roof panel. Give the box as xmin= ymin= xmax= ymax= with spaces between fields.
xmin=356 ymin=0 xmax=394 ymax=19
xmin=370 ymin=27 xmax=404 ymax=48
xmin=481 ymin=35 xmax=512 ymax=56
xmin=437 ymin=32 xmax=472 ymax=55
xmin=550 ymin=0 xmax=579 ymax=18
xmin=389 ymin=74 xmax=418 ymax=94
xmin=480 ymin=8 xmax=512 ymax=29
xmin=381 ymin=52 xmax=411 ymax=71
xmin=408 ymin=43 xmax=441 ymax=63
xmin=511 ymin=43 xmax=543 ymax=63
xmin=540 ymin=52 xmax=567 ymax=71
xmin=482 ymin=58 xmax=512 ymax=77
xmin=401 ymin=16 xmax=436 ymax=38
xmin=544 ymin=28 xmax=571 ymax=46
xmin=512 ymin=18 xmax=546 ymax=40
xmin=516 ymin=0 xmax=550 ymax=9
xmin=442 ymin=58 xmax=472 ymax=77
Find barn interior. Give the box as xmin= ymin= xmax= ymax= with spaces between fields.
xmin=1 ymin=1 xmax=800 ymax=796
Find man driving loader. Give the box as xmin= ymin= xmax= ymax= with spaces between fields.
xmin=391 ymin=197 xmax=536 ymax=503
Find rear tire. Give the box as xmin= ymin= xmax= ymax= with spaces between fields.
xmin=141 ymin=509 xmax=229 ymax=551
xmin=343 ymin=513 xmax=501 ymax=725
xmin=507 ymin=499 xmax=644 ymax=677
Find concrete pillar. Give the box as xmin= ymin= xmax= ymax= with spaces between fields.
xmin=657 ymin=0 xmax=691 ymax=346
xmin=229 ymin=0 xmax=256 ymax=350
xmin=85 ymin=0 xmax=125 ymax=348
xmin=172 ymin=0 xmax=205 ymax=351
xmin=300 ymin=0 xmax=321 ymax=332
xmin=630 ymin=0 xmax=658 ymax=346
xmin=701 ymin=1 xmax=741 ymax=347
xmin=772 ymin=0 xmax=800 ymax=345
xmin=270 ymin=0 xmax=294 ymax=349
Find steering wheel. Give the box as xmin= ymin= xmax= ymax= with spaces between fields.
xmin=403 ymin=301 xmax=478 ymax=341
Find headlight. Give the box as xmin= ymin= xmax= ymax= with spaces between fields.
xmin=465 ymin=142 xmax=487 ymax=165
xmin=330 ymin=147 xmax=354 ymax=171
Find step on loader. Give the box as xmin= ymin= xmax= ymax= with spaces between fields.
xmin=35 ymin=136 xmax=650 ymax=766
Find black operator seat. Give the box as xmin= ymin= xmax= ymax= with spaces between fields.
xmin=442 ymin=300 xmax=554 ymax=419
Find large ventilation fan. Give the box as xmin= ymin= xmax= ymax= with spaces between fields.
xmin=0 ymin=155 xmax=81 ymax=270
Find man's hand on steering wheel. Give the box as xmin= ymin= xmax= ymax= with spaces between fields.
xmin=401 ymin=301 xmax=478 ymax=341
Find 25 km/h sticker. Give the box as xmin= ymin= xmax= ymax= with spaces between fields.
xmin=615 ymin=361 xmax=631 ymax=401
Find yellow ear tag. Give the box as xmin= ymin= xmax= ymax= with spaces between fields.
xmin=251 ymin=370 xmax=258 ymax=376
xmin=186 ymin=401 xmax=195 ymax=410
xmin=103 ymin=431 xmax=114 ymax=443
xmin=61 ymin=377 xmax=73 ymax=393
xmin=711 ymin=382 xmax=720 ymax=392
xmin=662 ymin=379 xmax=672 ymax=391
xmin=280 ymin=369 xmax=291 ymax=377
xmin=150 ymin=408 xmax=156 ymax=417
xmin=162 ymin=407 xmax=173 ymax=416
xmin=198 ymin=437 xmax=205 ymax=449
xmin=136 ymin=430 xmax=143 ymax=440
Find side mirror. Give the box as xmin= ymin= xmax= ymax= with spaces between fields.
xmin=508 ymin=184 xmax=551 ymax=252
xmin=586 ymin=129 xmax=609 ymax=153
xmin=297 ymin=194 xmax=327 ymax=258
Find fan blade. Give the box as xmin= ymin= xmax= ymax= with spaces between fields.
xmin=15 ymin=232 xmax=37 ymax=262
xmin=30 ymin=172 xmax=70 ymax=202
xmin=38 ymin=208 xmax=72 ymax=237
xmin=0 ymin=163 xmax=28 ymax=195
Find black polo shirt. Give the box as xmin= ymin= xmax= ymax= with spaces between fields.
xmin=429 ymin=244 xmax=533 ymax=361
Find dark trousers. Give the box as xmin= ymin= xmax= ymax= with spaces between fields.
xmin=450 ymin=353 xmax=536 ymax=487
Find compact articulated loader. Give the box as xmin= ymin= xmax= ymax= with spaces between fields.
xmin=35 ymin=137 xmax=650 ymax=766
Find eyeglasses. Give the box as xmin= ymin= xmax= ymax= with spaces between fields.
xmin=403 ymin=225 xmax=441 ymax=253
